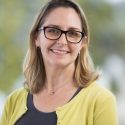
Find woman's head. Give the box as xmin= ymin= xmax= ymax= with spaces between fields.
xmin=23 ymin=0 xmax=99 ymax=93
xmin=35 ymin=6 xmax=85 ymax=69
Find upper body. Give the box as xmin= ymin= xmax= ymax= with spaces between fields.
xmin=0 ymin=82 xmax=118 ymax=125
xmin=0 ymin=0 xmax=119 ymax=125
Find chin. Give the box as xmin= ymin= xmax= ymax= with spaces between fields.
xmin=49 ymin=60 xmax=75 ymax=68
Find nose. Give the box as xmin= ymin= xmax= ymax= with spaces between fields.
xmin=56 ymin=33 xmax=68 ymax=46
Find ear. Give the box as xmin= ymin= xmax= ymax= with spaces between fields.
xmin=35 ymin=36 xmax=40 ymax=47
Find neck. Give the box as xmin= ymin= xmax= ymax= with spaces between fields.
xmin=44 ymin=64 xmax=76 ymax=95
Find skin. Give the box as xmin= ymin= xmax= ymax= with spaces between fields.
xmin=34 ymin=7 xmax=86 ymax=112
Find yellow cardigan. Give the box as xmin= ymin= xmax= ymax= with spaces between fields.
xmin=0 ymin=82 xmax=118 ymax=125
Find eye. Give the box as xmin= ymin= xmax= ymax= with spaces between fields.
xmin=46 ymin=27 xmax=60 ymax=35
xmin=67 ymin=31 xmax=80 ymax=38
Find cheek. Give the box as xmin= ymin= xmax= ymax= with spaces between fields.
xmin=39 ymin=38 xmax=55 ymax=53
xmin=70 ymin=44 xmax=82 ymax=54
xmin=37 ymin=33 xmax=46 ymax=46
xmin=39 ymin=37 xmax=48 ymax=49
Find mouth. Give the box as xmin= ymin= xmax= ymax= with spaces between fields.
xmin=50 ymin=49 xmax=70 ymax=54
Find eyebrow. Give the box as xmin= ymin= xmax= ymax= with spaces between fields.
xmin=44 ymin=24 xmax=82 ymax=31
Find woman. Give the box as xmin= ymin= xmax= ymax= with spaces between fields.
xmin=0 ymin=0 xmax=118 ymax=125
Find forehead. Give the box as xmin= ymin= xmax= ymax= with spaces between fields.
xmin=43 ymin=7 xmax=82 ymax=30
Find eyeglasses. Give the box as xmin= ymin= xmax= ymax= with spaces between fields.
xmin=38 ymin=26 xmax=85 ymax=44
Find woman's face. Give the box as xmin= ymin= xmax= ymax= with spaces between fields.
xmin=36 ymin=7 xmax=85 ymax=68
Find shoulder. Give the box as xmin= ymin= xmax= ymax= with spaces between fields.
xmin=78 ymin=81 xmax=117 ymax=116
xmin=87 ymin=82 xmax=118 ymax=125
xmin=80 ymin=81 xmax=116 ymax=104
xmin=87 ymin=81 xmax=114 ymax=97
xmin=93 ymin=82 xmax=115 ymax=99
xmin=4 ymin=87 xmax=29 ymax=110
xmin=7 ymin=87 xmax=28 ymax=101
xmin=1 ymin=87 xmax=29 ymax=124
xmin=90 ymin=81 xmax=116 ymax=105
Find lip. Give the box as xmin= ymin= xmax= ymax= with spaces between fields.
xmin=50 ymin=49 xmax=70 ymax=55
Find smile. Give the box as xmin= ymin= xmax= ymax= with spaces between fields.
xmin=50 ymin=49 xmax=70 ymax=54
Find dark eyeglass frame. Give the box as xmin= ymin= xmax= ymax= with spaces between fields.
xmin=38 ymin=26 xmax=85 ymax=44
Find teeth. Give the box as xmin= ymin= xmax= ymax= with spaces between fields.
xmin=51 ymin=49 xmax=67 ymax=54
